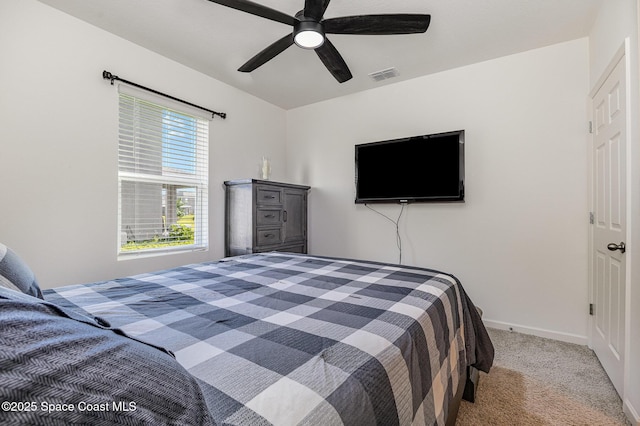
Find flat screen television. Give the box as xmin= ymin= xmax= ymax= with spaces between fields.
xmin=355 ymin=130 xmax=465 ymax=203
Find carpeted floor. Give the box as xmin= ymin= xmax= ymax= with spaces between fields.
xmin=456 ymin=328 xmax=631 ymax=425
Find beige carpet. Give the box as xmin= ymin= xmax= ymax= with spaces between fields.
xmin=456 ymin=328 xmax=630 ymax=425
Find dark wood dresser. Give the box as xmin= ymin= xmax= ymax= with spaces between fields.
xmin=224 ymin=179 xmax=310 ymax=256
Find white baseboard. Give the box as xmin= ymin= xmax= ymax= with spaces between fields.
xmin=483 ymin=318 xmax=588 ymax=346
xmin=624 ymin=398 xmax=640 ymax=426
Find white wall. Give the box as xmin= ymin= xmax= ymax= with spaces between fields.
xmin=0 ymin=0 xmax=287 ymax=288
xmin=286 ymin=39 xmax=590 ymax=343
xmin=589 ymin=0 xmax=640 ymax=422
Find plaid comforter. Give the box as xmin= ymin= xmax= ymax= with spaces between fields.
xmin=45 ymin=252 xmax=491 ymax=425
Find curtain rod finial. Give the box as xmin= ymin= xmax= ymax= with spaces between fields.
xmin=102 ymin=70 xmax=116 ymax=85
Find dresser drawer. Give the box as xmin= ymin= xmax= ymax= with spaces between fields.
xmin=256 ymin=209 xmax=282 ymax=226
xmin=256 ymin=228 xmax=282 ymax=246
xmin=256 ymin=187 xmax=282 ymax=205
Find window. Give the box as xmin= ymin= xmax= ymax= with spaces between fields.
xmin=118 ymin=88 xmax=209 ymax=256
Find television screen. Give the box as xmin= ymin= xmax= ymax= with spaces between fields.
xmin=355 ymin=130 xmax=465 ymax=203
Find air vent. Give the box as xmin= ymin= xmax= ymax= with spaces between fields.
xmin=368 ymin=67 xmax=399 ymax=82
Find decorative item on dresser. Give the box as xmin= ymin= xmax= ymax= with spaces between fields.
xmin=224 ymin=179 xmax=310 ymax=256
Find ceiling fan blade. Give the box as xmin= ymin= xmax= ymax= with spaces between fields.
xmin=206 ymin=0 xmax=296 ymax=26
xmin=324 ymin=14 xmax=431 ymax=35
xmin=304 ymin=0 xmax=331 ymax=21
xmin=238 ymin=34 xmax=294 ymax=72
xmin=315 ymin=38 xmax=352 ymax=83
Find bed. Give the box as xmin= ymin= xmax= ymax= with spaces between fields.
xmin=0 ymin=248 xmax=493 ymax=425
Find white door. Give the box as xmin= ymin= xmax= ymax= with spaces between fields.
xmin=591 ymin=54 xmax=627 ymax=396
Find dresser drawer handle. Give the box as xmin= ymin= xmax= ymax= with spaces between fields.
xmin=264 ymin=214 xmax=275 ymax=218
xmin=264 ymin=233 xmax=275 ymax=238
xmin=264 ymin=195 xmax=276 ymax=199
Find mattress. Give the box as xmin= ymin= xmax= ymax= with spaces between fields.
xmin=5 ymin=252 xmax=493 ymax=425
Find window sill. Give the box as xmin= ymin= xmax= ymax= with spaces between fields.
xmin=117 ymin=245 xmax=208 ymax=261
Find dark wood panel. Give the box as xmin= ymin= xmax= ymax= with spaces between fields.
xmin=283 ymin=189 xmax=306 ymax=244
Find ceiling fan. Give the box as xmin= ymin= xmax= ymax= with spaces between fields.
xmin=206 ymin=0 xmax=431 ymax=83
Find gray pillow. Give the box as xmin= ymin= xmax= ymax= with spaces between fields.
xmin=0 ymin=243 xmax=43 ymax=299
xmin=0 ymin=288 xmax=214 ymax=425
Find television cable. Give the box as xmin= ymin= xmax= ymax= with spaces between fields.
xmin=364 ymin=203 xmax=406 ymax=264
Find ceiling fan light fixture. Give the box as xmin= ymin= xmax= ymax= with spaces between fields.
xmin=295 ymin=30 xmax=324 ymax=49
xmin=294 ymin=19 xmax=324 ymax=49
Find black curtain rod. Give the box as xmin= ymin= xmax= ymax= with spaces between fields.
xmin=102 ymin=70 xmax=226 ymax=119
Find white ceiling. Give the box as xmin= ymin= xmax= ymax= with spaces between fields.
xmin=37 ymin=0 xmax=603 ymax=110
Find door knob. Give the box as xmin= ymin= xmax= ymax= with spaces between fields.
xmin=607 ymin=242 xmax=626 ymax=254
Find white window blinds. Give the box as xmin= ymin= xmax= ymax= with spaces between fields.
xmin=118 ymin=89 xmax=209 ymax=256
